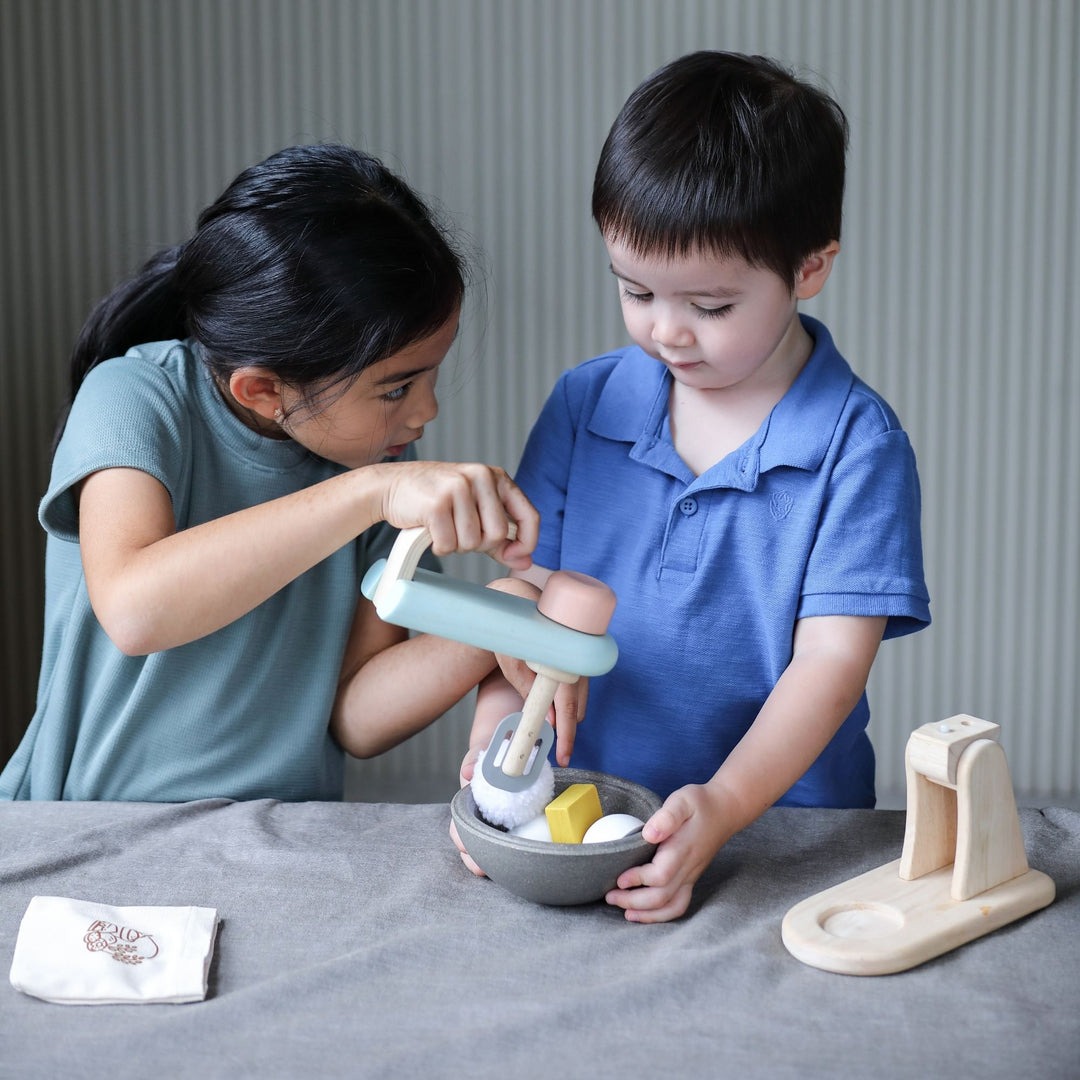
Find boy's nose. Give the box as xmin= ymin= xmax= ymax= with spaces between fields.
xmin=651 ymin=310 xmax=695 ymax=349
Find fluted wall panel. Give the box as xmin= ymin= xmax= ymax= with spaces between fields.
xmin=1 ymin=0 xmax=1076 ymax=805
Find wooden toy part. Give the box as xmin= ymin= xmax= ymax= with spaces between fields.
xmin=500 ymin=571 xmax=616 ymax=779
xmin=363 ymin=529 xmax=618 ymax=679
xmin=781 ymin=715 xmax=1055 ymax=975
xmin=537 ymin=571 xmax=618 ymax=636
xmin=368 ymin=527 xmax=619 ymax=790
xmin=898 ymin=716 xmax=1029 ymax=900
xmin=371 ymin=522 xmax=517 ymax=611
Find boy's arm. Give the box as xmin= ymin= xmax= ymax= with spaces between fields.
xmin=606 ymin=613 xmax=888 ymax=923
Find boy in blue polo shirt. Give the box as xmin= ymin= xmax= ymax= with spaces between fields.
xmin=459 ymin=52 xmax=930 ymax=921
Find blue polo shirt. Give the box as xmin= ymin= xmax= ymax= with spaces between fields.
xmin=515 ymin=316 xmax=930 ymax=806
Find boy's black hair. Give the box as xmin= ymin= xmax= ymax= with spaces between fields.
xmin=592 ymin=51 xmax=848 ymax=285
xmin=57 ymin=143 xmax=468 ymax=448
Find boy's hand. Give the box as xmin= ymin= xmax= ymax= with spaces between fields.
xmin=604 ymin=783 xmax=733 ymax=922
xmin=484 ymin=659 xmax=588 ymax=767
xmin=480 ymin=576 xmax=590 ymax=765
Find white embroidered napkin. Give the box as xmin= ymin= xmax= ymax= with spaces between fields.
xmin=9 ymin=896 xmax=219 ymax=1005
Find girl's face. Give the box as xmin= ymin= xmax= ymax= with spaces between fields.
xmin=604 ymin=236 xmax=829 ymax=395
xmin=278 ymin=314 xmax=458 ymax=469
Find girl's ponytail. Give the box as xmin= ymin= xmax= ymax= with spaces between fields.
xmin=54 ymin=244 xmax=189 ymax=450
xmin=54 ymin=143 xmax=470 ymax=451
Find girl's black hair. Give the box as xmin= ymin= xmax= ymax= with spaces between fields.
xmin=57 ymin=143 xmax=467 ymax=447
xmin=592 ymin=51 xmax=849 ymax=285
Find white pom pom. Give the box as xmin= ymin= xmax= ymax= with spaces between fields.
xmin=470 ymin=747 xmax=555 ymax=830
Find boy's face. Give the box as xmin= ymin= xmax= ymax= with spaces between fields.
xmin=604 ymin=236 xmax=810 ymax=395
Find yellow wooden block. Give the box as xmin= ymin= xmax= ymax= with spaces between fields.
xmin=545 ymin=783 xmax=603 ymax=844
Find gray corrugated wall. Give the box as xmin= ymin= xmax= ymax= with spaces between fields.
xmin=1 ymin=0 xmax=1076 ymax=804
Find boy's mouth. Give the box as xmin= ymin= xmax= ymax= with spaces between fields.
xmin=663 ymin=357 xmax=703 ymax=372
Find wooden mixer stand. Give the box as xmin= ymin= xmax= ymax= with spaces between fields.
xmin=781 ymin=715 xmax=1055 ymax=975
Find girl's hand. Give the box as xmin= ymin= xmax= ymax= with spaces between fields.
xmin=604 ymin=783 xmax=734 ymax=923
xmin=78 ymin=458 xmax=537 ymax=656
xmin=376 ymin=461 xmax=538 ymax=570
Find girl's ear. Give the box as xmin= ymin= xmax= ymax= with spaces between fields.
xmin=228 ymin=368 xmax=283 ymax=421
xmin=794 ymin=241 xmax=840 ymax=300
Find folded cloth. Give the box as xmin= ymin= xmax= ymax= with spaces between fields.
xmin=10 ymin=896 xmax=219 ymax=1005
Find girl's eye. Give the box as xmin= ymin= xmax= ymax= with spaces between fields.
xmin=382 ymin=382 xmax=412 ymax=402
xmin=621 ymin=287 xmax=652 ymax=304
xmin=695 ymin=304 xmax=734 ymax=319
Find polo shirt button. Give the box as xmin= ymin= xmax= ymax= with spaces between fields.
xmin=679 ymin=497 xmax=698 ymax=517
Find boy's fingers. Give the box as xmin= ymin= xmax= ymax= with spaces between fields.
xmin=641 ymin=804 xmax=682 ymax=845
xmin=620 ymin=887 xmax=693 ymax=923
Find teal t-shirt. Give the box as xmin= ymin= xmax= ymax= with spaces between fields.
xmin=1 ymin=340 xmax=406 ymax=802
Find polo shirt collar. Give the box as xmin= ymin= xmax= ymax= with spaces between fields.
xmin=587 ymin=315 xmax=854 ymax=491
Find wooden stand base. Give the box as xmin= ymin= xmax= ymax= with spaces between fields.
xmin=781 ymin=715 xmax=1056 ymax=975
xmin=782 ymin=857 xmax=1054 ymax=976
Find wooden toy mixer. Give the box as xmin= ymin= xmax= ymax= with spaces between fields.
xmin=782 ymin=716 xmax=1055 ymax=975
xmin=361 ymin=525 xmax=618 ymax=790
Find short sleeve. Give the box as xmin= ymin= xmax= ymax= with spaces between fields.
xmin=799 ymin=429 xmax=930 ymax=638
xmin=513 ymin=373 xmax=576 ymax=570
xmin=40 ymin=358 xmax=188 ymax=542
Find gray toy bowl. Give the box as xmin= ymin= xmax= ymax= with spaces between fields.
xmin=451 ymin=767 xmax=662 ymax=906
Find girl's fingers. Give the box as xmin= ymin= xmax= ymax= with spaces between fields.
xmin=450 ymin=482 xmax=484 ymax=552
xmin=474 ymin=471 xmax=516 ymax=542
xmin=473 ymin=468 xmax=537 ymax=567
xmin=497 ymin=475 xmax=540 ymax=553
xmin=383 ymin=462 xmax=537 ymax=561
xmin=425 ymin=514 xmax=458 ymax=557
xmin=430 ymin=466 xmax=513 ymax=555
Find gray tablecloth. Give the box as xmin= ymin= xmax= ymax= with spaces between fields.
xmin=2 ymin=799 xmax=1077 ymax=1079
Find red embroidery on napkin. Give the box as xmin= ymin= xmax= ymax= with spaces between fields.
xmin=84 ymin=920 xmax=160 ymax=964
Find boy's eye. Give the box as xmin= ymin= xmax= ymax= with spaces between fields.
xmin=620 ymin=287 xmax=652 ymax=304
xmin=695 ymin=304 xmax=734 ymax=318
xmin=382 ymin=382 xmax=412 ymax=402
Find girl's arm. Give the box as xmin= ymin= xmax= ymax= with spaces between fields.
xmin=607 ymin=614 xmax=888 ymax=922
xmin=78 ymin=460 xmax=536 ymax=656
xmin=329 ymin=596 xmax=502 ymax=757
